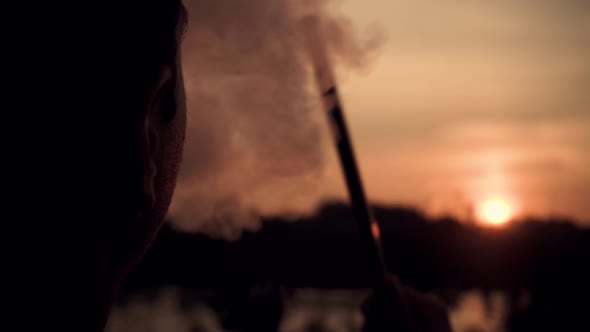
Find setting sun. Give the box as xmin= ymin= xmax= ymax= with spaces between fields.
xmin=479 ymin=200 xmax=512 ymax=225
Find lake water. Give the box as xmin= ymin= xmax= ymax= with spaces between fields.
xmin=106 ymin=287 xmax=514 ymax=332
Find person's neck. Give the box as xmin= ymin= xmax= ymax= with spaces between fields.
xmin=16 ymin=246 xmax=122 ymax=331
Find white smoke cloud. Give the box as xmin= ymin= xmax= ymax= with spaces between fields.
xmin=168 ymin=0 xmax=384 ymax=239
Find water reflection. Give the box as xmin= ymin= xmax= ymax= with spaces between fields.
xmin=106 ymin=287 xmax=517 ymax=332
xmin=450 ymin=291 xmax=509 ymax=332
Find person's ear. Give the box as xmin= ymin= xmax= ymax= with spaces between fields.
xmin=141 ymin=66 xmax=174 ymax=211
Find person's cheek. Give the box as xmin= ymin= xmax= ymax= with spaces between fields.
xmin=153 ymin=63 xmax=187 ymax=218
xmin=175 ymin=54 xmax=187 ymax=131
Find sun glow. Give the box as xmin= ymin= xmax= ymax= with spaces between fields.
xmin=479 ymin=199 xmax=512 ymax=225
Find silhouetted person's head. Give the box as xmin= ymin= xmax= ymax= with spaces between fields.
xmin=10 ymin=1 xmax=188 ymax=330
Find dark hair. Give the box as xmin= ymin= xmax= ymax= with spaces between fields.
xmin=6 ymin=3 xmax=189 ymax=329
xmin=106 ymin=0 xmax=188 ymax=96
xmin=134 ymin=0 xmax=188 ymax=83
xmin=8 ymin=0 xmax=190 ymax=222
xmin=35 ymin=1 xmax=189 ymax=106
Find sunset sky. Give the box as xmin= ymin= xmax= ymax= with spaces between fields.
xmin=172 ymin=0 xmax=589 ymax=235
xmin=332 ymin=0 xmax=590 ymax=223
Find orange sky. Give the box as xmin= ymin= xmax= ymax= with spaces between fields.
xmin=170 ymin=0 xmax=589 ymax=235
xmin=327 ymin=0 xmax=590 ymax=223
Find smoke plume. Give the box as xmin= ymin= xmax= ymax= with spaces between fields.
xmin=168 ymin=0 xmax=384 ymax=239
